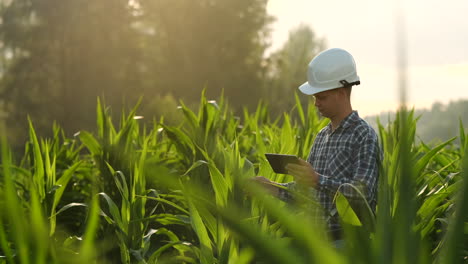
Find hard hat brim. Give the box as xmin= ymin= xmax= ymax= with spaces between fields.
xmin=298 ymin=82 xmax=336 ymax=95
xmin=298 ymin=82 xmax=315 ymax=95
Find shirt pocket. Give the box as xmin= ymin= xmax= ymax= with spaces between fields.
xmin=327 ymin=147 xmax=354 ymax=178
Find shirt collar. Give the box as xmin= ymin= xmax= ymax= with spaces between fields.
xmin=325 ymin=111 xmax=360 ymax=134
xmin=341 ymin=111 xmax=360 ymax=129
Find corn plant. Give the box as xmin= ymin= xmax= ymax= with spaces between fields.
xmin=0 ymin=94 xmax=467 ymax=263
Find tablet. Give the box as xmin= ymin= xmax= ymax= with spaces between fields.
xmin=265 ymin=153 xmax=300 ymax=174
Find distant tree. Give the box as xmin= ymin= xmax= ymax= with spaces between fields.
xmin=366 ymin=99 xmax=468 ymax=144
xmin=0 ymin=0 xmax=274 ymax=147
xmin=0 ymin=0 xmax=143 ymax=144
xmin=264 ymin=24 xmax=325 ymax=115
xmin=139 ymin=0 xmax=272 ymax=110
xmin=417 ymin=100 xmax=468 ymax=143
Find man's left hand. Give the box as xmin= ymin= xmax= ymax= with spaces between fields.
xmin=285 ymin=158 xmax=318 ymax=187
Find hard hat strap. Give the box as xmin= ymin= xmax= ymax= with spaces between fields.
xmin=339 ymin=80 xmax=360 ymax=87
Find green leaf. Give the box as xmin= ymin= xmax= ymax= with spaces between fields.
xmin=437 ymin=147 xmax=468 ymax=263
xmin=29 ymin=118 xmax=46 ymax=200
xmin=335 ymin=192 xmax=362 ymax=226
xmin=184 ymin=160 xmax=208 ymax=176
xmin=179 ymin=101 xmax=199 ymax=129
xmin=459 ymin=119 xmax=466 ymax=155
xmin=98 ymin=192 xmax=124 ymax=231
xmin=50 ymin=161 xmax=82 ymax=235
xmin=79 ymin=196 xmax=100 ymax=262
xmin=295 ymin=92 xmax=305 ymax=126
xmin=79 ymin=131 xmax=101 ymax=156
xmin=413 ymin=137 xmax=455 ymax=177
xmin=161 ymin=124 xmax=195 ymax=158
xmin=207 ymin=162 xmax=229 ymax=207
xmin=142 ymin=196 xmax=189 ymax=215
xmin=187 ymin=199 xmax=215 ymax=263
xmin=52 ymin=203 xmax=88 ymax=218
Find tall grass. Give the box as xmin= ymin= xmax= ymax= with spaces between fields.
xmin=0 ymin=94 xmax=466 ymax=263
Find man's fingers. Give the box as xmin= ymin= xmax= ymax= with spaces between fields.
xmin=285 ymin=163 xmax=302 ymax=171
xmin=285 ymin=159 xmax=318 ymax=187
xmin=298 ymin=158 xmax=309 ymax=166
xmin=286 ymin=161 xmax=314 ymax=180
xmin=285 ymin=167 xmax=306 ymax=178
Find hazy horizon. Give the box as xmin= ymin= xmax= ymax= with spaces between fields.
xmin=267 ymin=0 xmax=468 ymax=117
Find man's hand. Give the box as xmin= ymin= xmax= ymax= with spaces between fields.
xmin=285 ymin=158 xmax=318 ymax=187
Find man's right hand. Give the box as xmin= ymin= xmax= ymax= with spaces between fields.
xmin=285 ymin=158 xmax=318 ymax=187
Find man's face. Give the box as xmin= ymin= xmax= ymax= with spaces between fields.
xmin=313 ymin=89 xmax=342 ymax=118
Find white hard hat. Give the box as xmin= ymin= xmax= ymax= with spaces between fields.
xmin=298 ymin=48 xmax=360 ymax=95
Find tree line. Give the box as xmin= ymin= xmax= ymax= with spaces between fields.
xmin=0 ymin=0 xmax=324 ymax=150
xmin=366 ymin=99 xmax=468 ymax=144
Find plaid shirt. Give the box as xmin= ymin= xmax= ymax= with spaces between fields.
xmin=278 ymin=111 xmax=379 ymax=235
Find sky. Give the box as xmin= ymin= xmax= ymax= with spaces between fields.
xmin=267 ymin=0 xmax=468 ymax=117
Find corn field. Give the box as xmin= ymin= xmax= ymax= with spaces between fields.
xmin=0 ymin=94 xmax=467 ymax=263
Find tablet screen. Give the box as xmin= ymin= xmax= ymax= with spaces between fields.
xmin=265 ymin=153 xmax=300 ymax=174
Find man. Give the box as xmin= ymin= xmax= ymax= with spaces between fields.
xmin=255 ymin=48 xmax=380 ymax=242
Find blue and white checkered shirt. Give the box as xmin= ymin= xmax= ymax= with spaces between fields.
xmin=278 ymin=111 xmax=379 ymax=235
